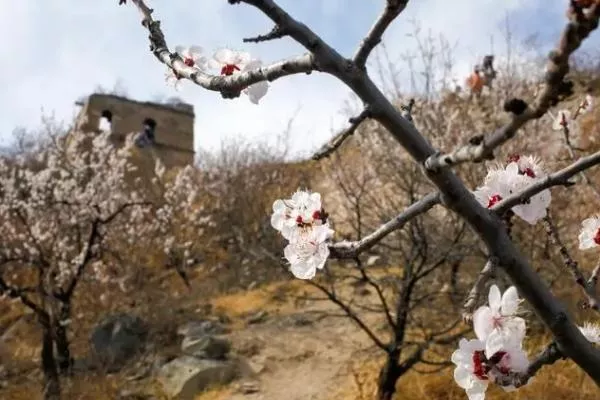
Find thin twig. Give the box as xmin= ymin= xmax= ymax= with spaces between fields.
xmin=462 ymin=257 xmax=498 ymax=322
xmin=329 ymin=192 xmax=441 ymax=259
xmin=353 ymin=0 xmax=411 ymax=68
xmin=312 ymin=108 xmax=371 ymax=160
xmin=243 ymin=25 xmax=288 ymax=43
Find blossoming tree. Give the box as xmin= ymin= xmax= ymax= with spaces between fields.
xmin=120 ymin=0 xmax=600 ymax=398
xmin=0 ymin=129 xmax=201 ymax=399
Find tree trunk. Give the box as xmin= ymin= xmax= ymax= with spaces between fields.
xmin=376 ymin=351 xmax=402 ymax=400
xmin=54 ymin=302 xmax=73 ymax=375
xmin=41 ymin=323 xmax=61 ymax=400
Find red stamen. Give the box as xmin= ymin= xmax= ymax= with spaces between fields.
xmin=221 ymin=64 xmax=240 ymax=76
xmin=312 ymin=210 xmax=321 ymax=220
xmin=472 ymin=351 xmax=488 ymax=380
xmin=594 ymin=228 xmax=600 ymax=245
xmin=522 ymin=167 xmax=535 ymax=178
xmin=507 ymin=154 xmax=520 ymax=163
xmin=184 ymin=57 xmax=195 ymax=67
xmin=487 ymin=194 xmax=503 ymax=208
xmin=296 ymin=216 xmax=303 ymax=225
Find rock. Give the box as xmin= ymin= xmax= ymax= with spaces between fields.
xmin=247 ymin=310 xmax=268 ymax=325
xmin=90 ymin=313 xmax=148 ymax=372
xmin=237 ymin=380 xmax=260 ymax=394
xmin=181 ymin=335 xmax=231 ymax=360
xmin=156 ymin=356 xmax=240 ymax=400
xmin=177 ymin=320 xmax=229 ymax=337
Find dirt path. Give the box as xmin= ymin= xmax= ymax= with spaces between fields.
xmin=226 ymin=306 xmax=382 ymax=400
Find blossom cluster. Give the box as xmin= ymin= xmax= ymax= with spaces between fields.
xmin=270 ymin=190 xmax=334 ymax=279
xmin=473 ymin=154 xmax=551 ymax=225
xmin=166 ymin=46 xmax=268 ymax=104
xmin=453 ymin=285 xmax=529 ymax=399
xmin=453 ymin=285 xmax=600 ymax=399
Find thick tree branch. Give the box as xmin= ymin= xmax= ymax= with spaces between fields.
xmin=329 ymin=192 xmax=441 ymax=259
xmin=125 ymin=0 xmax=316 ymax=99
xmin=353 ymin=0 xmax=411 ymax=68
xmin=312 ymin=108 xmax=371 ymax=160
xmin=492 ymin=150 xmax=600 ymax=215
xmin=423 ymin=4 xmax=600 ymax=170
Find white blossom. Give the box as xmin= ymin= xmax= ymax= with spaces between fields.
xmin=283 ymin=224 xmax=334 ymax=279
xmin=473 ymin=285 xmax=526 ymax=358
xmin=174 ymin=45 xmax=207 ymax=70
xmin=579 ymin=322 xmax=600 ymax=344
xmin=473 ymin=161 xmax=550 ymax=225
xmin=578 ymin=216 xmax=600 ymax=250
xmin=208 ymin=48 xmax=251 ymax=75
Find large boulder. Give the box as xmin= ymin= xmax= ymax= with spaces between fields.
xmin=90 ymin=313 xmax=148 ymax=372
xmin=156 ymin=356 xmax=239 ymax=400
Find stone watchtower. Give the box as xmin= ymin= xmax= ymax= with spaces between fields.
xmin=74 ymin=93 xmax=195 ymax=168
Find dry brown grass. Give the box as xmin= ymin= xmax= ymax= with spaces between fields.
xmin=210 ymin=279 xmax=318 ymax=320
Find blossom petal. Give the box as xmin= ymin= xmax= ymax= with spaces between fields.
xmin=488 ymin=285 xmax=502 ymax=311
xmin=501 ymin=286 xmax=520 ymax=315
xmin=473 ymin=306 xmax=494 ymax=341
xmin=454 ymin=366 xmax=473 ymax=389
xmin=245 ymin=82 xmax=269 ymax=104
xmin=213 ymin=48 xmax=235 ymax=64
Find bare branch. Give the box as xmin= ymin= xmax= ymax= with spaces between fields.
xmin=353 ymin=0 xmax=411 ymax=68
xmin=423 ymin=5 xmax=600 ymax=170
xmin=243 ymin=25 xmax=288 ymax=43
xmin=462 ymin=258 xmax=497 ymax=322
xmin=355 ymin=259 xmax=396 ymax=330
xmin=492 ymin=150 xmax=600 ymax=215
xmin=306 ymin=279 xmax=389 ymax=351
xmin=543 ymin=213 xmax=600 ymax=312
xmin=312 ymin=108 xmax=372 ymax=160
xmin=124 ymin=0 xmax=316 ymax=98
xmin=329 ymin=192 xmax=441 ymax=259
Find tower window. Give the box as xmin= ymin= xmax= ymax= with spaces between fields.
xmin=143 ymin=118 xmax=157 ymax=142
xmin=98 ymin=110 xmax=113 ymax=132
xmin=135 ymin=118 xmax=157 ymax=148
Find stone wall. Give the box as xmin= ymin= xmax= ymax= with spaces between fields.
xmin=75 ymin=93 xmax=195 ymax=169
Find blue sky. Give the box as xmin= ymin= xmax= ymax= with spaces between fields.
xmin=0 ymin=0 xmax=598 ymax=156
